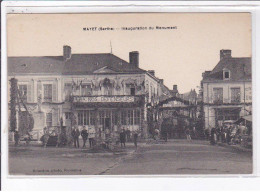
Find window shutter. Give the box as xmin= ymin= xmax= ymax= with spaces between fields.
xmin=27 ymin=84 xmax=32 ymax=102
xmin=52 ymin=109 xmax=59 ymax=126
xmin=52 ymin=82 xmax=57 ymax=102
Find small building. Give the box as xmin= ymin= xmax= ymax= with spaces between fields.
xmin=201 ymin=49 xmax=252 ymax=131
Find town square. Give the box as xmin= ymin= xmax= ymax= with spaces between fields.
xmin=6 ymin=13 xmax=252 ymax=175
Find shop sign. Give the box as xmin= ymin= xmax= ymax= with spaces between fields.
xmin=73 ymin=96 xmax=135 ymax=103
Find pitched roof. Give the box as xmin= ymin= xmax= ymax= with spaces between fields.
xmin=159 ymin=83 xmax=173 ymax=102
xmin=202 ymin=57 xmax=251 ymax=82
xmin=8 ymin=53 xmax=146 ymax=75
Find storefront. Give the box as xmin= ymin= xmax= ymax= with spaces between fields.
xmin=70 ymin=95 xmax=145 ymax=136
xmin=214 ymin=107 xmax=242 ymax=127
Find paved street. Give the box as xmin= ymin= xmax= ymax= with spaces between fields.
xmin=9 ymin=139 xmax=252 ymax=175
xmin=106 ymin=140 xmax=252 ymax=175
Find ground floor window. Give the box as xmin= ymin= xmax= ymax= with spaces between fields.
xmin=78 ymin=110 xmax=95 ymax=125
xmin=119 ymin=109 xmax=141 ymax=125
xmin=46 ymin=113 xmax=52 ymax=127
xmin=65 ymin=112 xmax=71 ymax=119
xmin=215 ymin=108 xmax=240 ymax=121
xmin=77 ymin=109 xmax=141 ymax=126
xmin=134 ymin=109 xmax=141 ymax=125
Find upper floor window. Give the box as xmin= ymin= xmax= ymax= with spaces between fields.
xmin=81 ymin=84 xmax=92 ymax=96
xmin=231 ymin=88 xmax=241 ymax=103
xmin=18 ymin=84 xmax=27 ymax=102
xmin=103 ymin=78 xmax=113 ymax=95
xmin=104 ymin=86 xmax=113 ymax=95
xmin=64 ymin=83 xmax=72 ymax=101
xmin=213 ymin=88 xmax=223 ymax=104
xmin=43 ymin=84 xmax=52 ymax=102
xmin=223 ymin=69 xmax=230 ymax=80
xmin=130 ymin=87 xmax=136 ymax=96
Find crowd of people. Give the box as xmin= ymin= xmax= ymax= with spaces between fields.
xmin=38 ymin=125 xmax=141 ymax=150
xmin=209 ymin=122 xmax=251 ymax=146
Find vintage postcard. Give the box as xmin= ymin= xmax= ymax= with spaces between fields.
xmin=6 ymin=13 xmax=252 ymax=176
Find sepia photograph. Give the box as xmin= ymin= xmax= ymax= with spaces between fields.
xmin=6 ymin=13 xmax=252 ymax=176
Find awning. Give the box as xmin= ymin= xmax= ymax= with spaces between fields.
xmin=234 ymin=115 xmax=252 ymax=124
xmin=242 ymin=115 xmax=252 ymax=122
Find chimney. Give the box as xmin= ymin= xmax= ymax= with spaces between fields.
xmin=129 ymin=51 xmax=139 ymax=67
xmin=148 ymin=70 xmax=155 ymax=76
xmin=159 ymin=79 xmax=164 ymax=84
xmin=63 ymin=45 xmax=71 ymax=61
xmin=202 ymin=71 xmax=211 ymax=78
xmin=220 ymin=49 xmax=231 ymax=60
xmin=172 ymin=85 xmax=178 ymax=97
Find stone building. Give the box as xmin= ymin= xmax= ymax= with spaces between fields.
xmin=201 ymin=49 xmax=252 ymax=130
xmin=8 ymin=45 xmax=164 ymax=140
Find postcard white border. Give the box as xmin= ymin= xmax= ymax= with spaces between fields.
xmin=1 ymin=1 xmax=260 ymax=191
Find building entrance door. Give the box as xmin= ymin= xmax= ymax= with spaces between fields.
xmin=105 ymin=117 xmax=111 ymax=130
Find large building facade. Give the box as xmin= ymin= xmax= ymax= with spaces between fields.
xmin=201 ymin=49 xmax=252 ymax=130
xmin=8 ymin=46 xmax=163 ymax=140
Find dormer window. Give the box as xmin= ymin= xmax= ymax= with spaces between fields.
xmin=223 ymin=68 xmax=230 ymax=80
xmin=224 ymin=71 xmax=230 ymax=79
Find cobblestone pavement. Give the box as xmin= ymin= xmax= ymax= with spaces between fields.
xmin=105 ymin=139 xmax=252 ymax=175
xmin=8 ymin=141 xmax=145 ymax=175
xmin=8 ymin=139 xmax=252 ymax=175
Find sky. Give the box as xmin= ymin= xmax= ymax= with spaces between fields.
xmin=7 ymin=13 xmax=251 ymax=93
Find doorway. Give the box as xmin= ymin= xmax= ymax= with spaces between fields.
xmin=104 ymin=118 xmax=111 ymax=130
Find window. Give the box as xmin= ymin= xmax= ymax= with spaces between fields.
xmin=81 ymin=84 xmax=92 ymax=96
xmin=78 ymin=112 xmax=84 ymax=125
xmin=121 ymin=110 xmax=127 ymax=125
xmin=78 ymin=110 xmax=96 ymax=125
xmin=90 ymin=111 xmax=95 ymax=125
xmin=231 ymin=88 xmax=241 ymax=103
xmin=65 ymin=112 xmax=71 ymax=119
xmin=99 ymin=111 xmax=105 ymax=125
xmin=112 ymin=111 xmax=119 ymax=125
xmin=121 ymin=109 xmax=140 ymax=125
xmin=104 ymin=87 xmax=113 ymax=95
xmin=18 ymin=85 xmax=27 ymax=102
xmin=224 ymin=72 xmax=229 ymax=79
xmin=134 ymin=109 xmax=141 ymax=125
xmin=43 ymin=84 xmax=52 ymax=102
xmin=130 ymin=87 xmax=135 ymax=95
xmin=46 ymin=113 xmax=52 ymax=127
xmin=213 ymin=88 xmax=223 ymax=104
xmin=216 ymin=108 xmax=240 ymax=121
xmin=64 ymin=83 xmax=72 ymax=100
xmin=128 ymin=110 xmax=134 ymax=125
xmin=99 ymin=110 xmax=112 ymax=128
xmin=223 ymin=69 xmax=230 ymax=80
